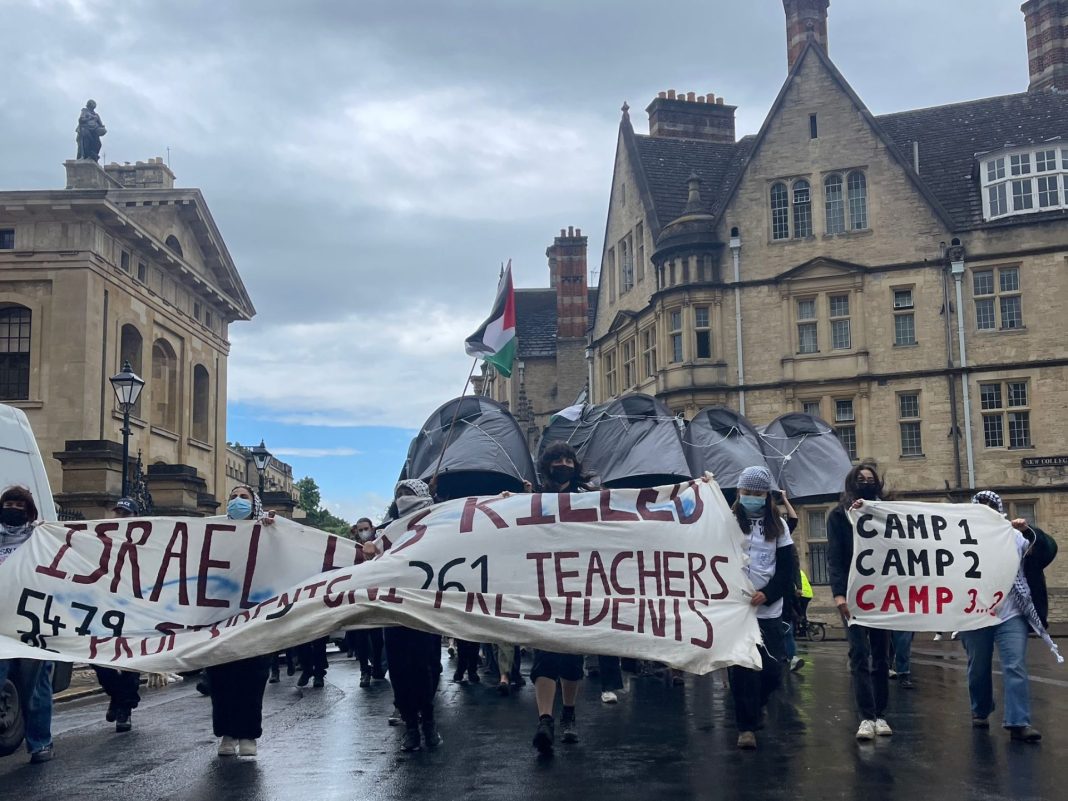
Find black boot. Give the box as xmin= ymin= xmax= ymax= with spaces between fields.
xmin=401 ymin=722 xmax=422 ymax=752
xmin=115 ymin=708 xmax=132 ymax=733
xmin=269 ymin=665 xmax=280 ymax=684
xmin=533 ymin=715 xmax=554 ymax=754
xmin=359 ymin=671 xmax=371 ymax=688
xmin=421 ymin=717 xmax=442 ymax=748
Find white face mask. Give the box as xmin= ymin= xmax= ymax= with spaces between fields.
xmin=396 ymin=495 xmax=432 ymax=516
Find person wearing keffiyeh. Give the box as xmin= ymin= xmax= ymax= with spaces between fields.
xmin=958 ymin=491 xmax=1059 ymax=743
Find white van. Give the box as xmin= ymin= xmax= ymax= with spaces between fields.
xmin=0 ymin=403 xmax=57 ymax=521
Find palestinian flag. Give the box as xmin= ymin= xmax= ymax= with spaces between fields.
xmin=465 ymin=262 xmax=516 ymax=377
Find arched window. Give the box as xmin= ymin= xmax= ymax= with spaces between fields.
xmin=119 ymin=324 xmax=144 ymax=418
xmin=824 ymin=174 xmax=845 ymax=234
xmin=192 ymin=364 xmax=210 ymax=442
xmin=164 ymin=235 xmax=183 ymax=257
xmin=770 ymin=182 xmax=789 ymax=240
xmin=151 ymin=339 xmax=179 ymax=432
xmin=0 ymin=305 xmax=31 ymax=400
xmin=847 ymin=171 xmax=868 ymax=230
xmin=792 ymin=179 xmax=812 ymax=238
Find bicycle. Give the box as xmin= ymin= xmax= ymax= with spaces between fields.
xmin=796 ymin=617 xmax=827 ymax=642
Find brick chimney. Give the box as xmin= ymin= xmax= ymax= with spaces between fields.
xmin=1023 ymin=0 xmax=1068 ymax=91
xmin=783 ymin=0 xmax=830 ymax=71
xmin=546 ymin=226 xmax=589 ymax=339
xmin=645 ymin=91 xmax=736 ymax=143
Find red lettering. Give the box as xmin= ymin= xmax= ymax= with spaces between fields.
xmin=554 ymin=551 xmax=581 ymax=598
xmin=880 ymin=585 xmax=904 ymax=614
xmin=687 ymin=553 xmax=709 ymax=599
xmin=554 ymin=596 xmax=581 ymax=626
xmin=465 ymin=592 xmax=492 ymax=616
xmin=673 ymin=598 xmax=683 ymax=642
xmin=687 ymin=600 xmax=714 ymax=648
xmin=558 ymin=494 xmax=597 ymax=523
xmin=323 ymin=574 xmax=353 ymax=608
xmin=936 ymin=586 xmax=953 ymax=614
xmin=149 ymin=522 xmax=190 ymax=605
xmin=516 ymin=494 xmax=555 ymax=526
xmin=856 ymin=584 xmax=876 ymax=611
xmin=71 ymin=522 xmax=117 ymax=585
xmin=636 ymin=551 xmax=663 ymax=596
xmin=610 ymin=552 xmax=635 ymax=595
xmin=636 ymin=489 xmax=674 ymax=522
xmin=585 ymin=551 xmax=611 ymax=597
xmin=908 ymin=584 xmax=929 ymax=614
xmin=527 ymin=552 xmax=552 ymax=598
xmin=390 ymin=509 xmax=433 ymax=555
xmin=611 ymin=598 xmax=635 ymax=632
xmin=671 ymin=481 xmax=704 ymax=524
xmin=582 ymin=598 xmax=610 ymax=626
xmin=706 ymin=555 xmax=729 ymax=600
xmin=662 ymin=551 xmax=685 ymax=598
xmin=459 ymin=496 xmax=509 ymax=533
xmin=643 ymin=598 xmax=667 ymax=637
xmin=109 ymin=521 xmax=152 ymax=597
xmin=197 ymin=524 xmax=234 ymax=608
xmin=598 ymin=489 xmax=639 ymax=521
xmin=493 ymin=593 xmax=520 ymax=619
xmin=238 ymin=525 xmax=262 ymax=609
xmin=36 ymin=524 xmax=83 ymax=579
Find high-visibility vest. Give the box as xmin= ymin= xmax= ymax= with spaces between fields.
xmin=799 ymin=569 xmax=814 ymax=599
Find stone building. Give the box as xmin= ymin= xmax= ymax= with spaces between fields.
xmin=589 ymin=1 xmax=1068 ymax=613
xmin=477 ymin=227 xmax=597 ymax=450
xmin=0 ymin=158 xmax=254 ymax=517
xmin=224 ymin=442 xmax=301 ymax=517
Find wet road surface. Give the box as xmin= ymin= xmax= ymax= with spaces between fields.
xmin=1 ymin=639 xmax=1065 ymax=801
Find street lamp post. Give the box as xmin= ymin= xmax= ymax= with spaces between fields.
xmin=109 ymin=360 xmax=146 ymax=497
xmin=250 ymin=439 xmax=272 ymax=496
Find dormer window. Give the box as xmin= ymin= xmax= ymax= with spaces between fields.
xmin=982 ymin=145 xmax=1068 ymax=220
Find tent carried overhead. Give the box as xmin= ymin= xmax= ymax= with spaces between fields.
xmin=759 ymin=412 xmax=853 ymax=501
xmin=683 ymin=406 xmax=767 ymax=492
xmin=401 ymin=395 xmax=537 ymax=498
xmin=539 ymin=394 xmax=691 ymax=489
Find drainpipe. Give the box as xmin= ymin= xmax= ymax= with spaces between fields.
xmin=729 ymin=227 xmax=745 ymax=415
xmin=940 ymin=259 xmax=963 ymax=489
xmin=585 ymin=344 xmax=595 ymax=403
xmin=949 ymin=244 xmax=975 ymax=489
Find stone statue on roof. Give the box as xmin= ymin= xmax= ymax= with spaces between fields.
xmin=76 ymin=99 xmax=107 ymax=161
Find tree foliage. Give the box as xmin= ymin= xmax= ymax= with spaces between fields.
xmin=295 ymin=476 xmax=351 ymax=537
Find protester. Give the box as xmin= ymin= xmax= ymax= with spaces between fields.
xmin=205 ymin=485 xmax=275 ymax=758
xmin=368 ymin=480 xmax=443 ymax=752
xmin=295 ymin=637 xmax=328 ymax=688
xmin=728 ymin=466 xmax=793 ymax=750
xmin=344 ymin=518 xmax=387 ymax=686
xmin=92 ymin=496 xmax=143 ymax=732
xmin=777 ymin=492 xmax=804 ymax=673
xmin=529 ymin=442 xmax=595 ymax=755
xmin=0 ymin=486 xmax=54 ymax=763
xmin=958 ymin=491 xmax=1057 ymax=743
xmin=827 ymin=463 xmax=893 ymax=741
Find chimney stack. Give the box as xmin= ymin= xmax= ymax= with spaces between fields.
xmin=783 ymin=0 xmax=830 ymax=71
xmin=1023 ymin=0 xmax=1068 ymax=91
xmin=646 ymin=91 xmax=736 ymax=143
xmin=546 ymin=227 xmax=589 ymax=339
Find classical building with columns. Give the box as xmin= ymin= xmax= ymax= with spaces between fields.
xmin=589 ymin=1 xmax=1068 ymax=612
xmin=0 ymin=157 xmax=255 ymax=517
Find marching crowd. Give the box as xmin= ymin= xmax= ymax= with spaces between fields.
xmin=0 ymin=443 xmax=1058 ymax=764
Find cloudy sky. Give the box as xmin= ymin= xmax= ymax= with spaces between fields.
xmin=0 ymin=0 xmax=1030 ymax=520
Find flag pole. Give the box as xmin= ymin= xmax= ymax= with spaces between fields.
xmin=430 ymin=356 xmax=481 ymax=490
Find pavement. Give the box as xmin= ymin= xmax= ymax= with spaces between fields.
xmin=2 ymin=639 xmax=1067 ymax=801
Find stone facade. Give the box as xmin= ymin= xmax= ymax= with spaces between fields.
xmin=0 ymin=159 xmax=254 ymax=518
xmin=223 ymin=443 xmax=300 ymax=518
xmin=589 ymin=4 xmax=1068 ymax=619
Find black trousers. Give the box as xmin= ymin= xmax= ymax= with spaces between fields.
xmin=385 ymin=627 xmax=441 ymax=725
xmin=455 ymin=639 xmax=480 ymax=676
xmin=94 ymin=667 xmax=140 ymax=711
xmin=297 ymin=638 xmax=329 ymax=679
xmin=353 ymin=629 xmax=385 ymax=676
xmin=729 ymin=616 xmax=785 ymax=732
xmin=207 ymin=656 xmax=272 ymax=740
xmin=847 ymin=624 xmax=890 ymax=721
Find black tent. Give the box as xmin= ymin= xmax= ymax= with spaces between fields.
xmin=759 ymin=413 xmax=853 ymax=501
xmin=684 ymin=406 xmax=767 ymax=493
xmin=401 ymin=395 xmax=537 ymax=498
xmin=539 ymin=394 xmax=691 ymax=489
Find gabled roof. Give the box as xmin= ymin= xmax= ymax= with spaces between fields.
xmin=876 ymin=91 xmax=1068 ymax=230
xmin=514 ymin=287 xmax=599 ymax=359
xmin=777 ymin=256 xmax=867 ymax=281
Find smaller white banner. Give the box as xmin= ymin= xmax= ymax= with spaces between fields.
xmin=846 ymin=501 xmax=1021 ymax=631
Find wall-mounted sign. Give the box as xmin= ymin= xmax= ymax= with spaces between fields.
xmin=1021 ymin=456 xmax=1068 ymax=469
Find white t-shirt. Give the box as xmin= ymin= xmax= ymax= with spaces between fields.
xmin=742 ymin=516 xmax=793 ymax=620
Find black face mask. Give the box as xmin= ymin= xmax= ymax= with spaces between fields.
xmin=550 ymin=466 xmax=575 ymax=486
xmin=0 ymin=508 xmax=28 ymax=527
xmin=856 ymin=484 xmax=879 ymax=501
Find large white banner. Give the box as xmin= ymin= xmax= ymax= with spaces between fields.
xmin=847 ymin=501 xmax=1022 ymax=632
xmin=0 ymin=480 xmax=761 ymax=674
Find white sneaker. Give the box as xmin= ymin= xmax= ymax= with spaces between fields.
xmin=888 ymin=668 xmax=898 ymax=678
xmin=217 ymin=736 xmax=237 ymax=756
xmin=600 ymin=691 xmax=618 ymax=704
xmin=874 ymin=718 xmax=893 ymax=736
xmin=933 ymin=633 xmax=943 ymax=641
xmin=237 ymin=738 xmax=257 ymax=756
xmin=855 ymin=720 xmax=876 ymax=741
xmin=789 ymin=656 xmax=804 ymax=672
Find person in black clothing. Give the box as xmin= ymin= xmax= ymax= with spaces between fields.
xmin=94 ymin=497 xmax=142 ymax=733
xmin=296 ymin=638 xmax=328 ymax=688
xmin=529 ymin=442 xmax=595 ymax=755
xmin=827 ymin=462 xmax=894 ymax=741
xmin=366 ymin=480 xmax=444 ymax=752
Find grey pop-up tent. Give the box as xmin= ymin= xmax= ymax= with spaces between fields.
xmin=683 ymin=406 xmax=767 ymax=494
xmin=401 ymin=395 xmax=537 ymax=498
xmin=539 ymin=394 xmax=691 ymax=489
xmin=759 ymin=412 xmax=853 ymax=501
